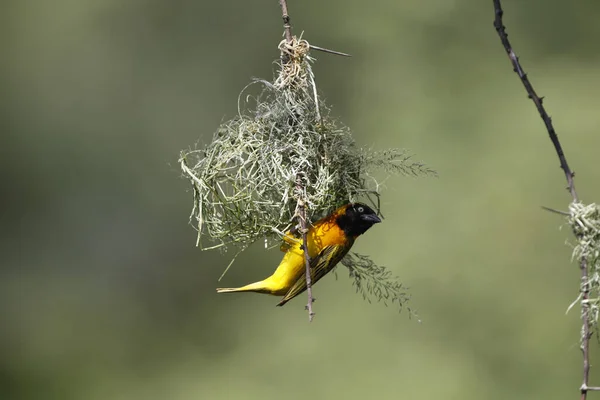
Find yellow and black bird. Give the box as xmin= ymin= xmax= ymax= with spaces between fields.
xmin=216 ymin=203 xmax=381 ymax=306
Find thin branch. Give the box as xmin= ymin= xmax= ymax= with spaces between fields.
xmin=541 ymin=206 xmax=570 ymax=216
xmin=279 ymin=0 xmax=315 ymax=321
xmin=310 ymin=44 xmax=352 ymax=57
xmin=492 ymin=1 xmax=590 ymax=398
xmin=279 ymin=0 xmax=292 ymax=43
xmin=582 ymin=386 xmax=600 ymax=392
xmin=581 ymin=258 xmax=592 ymax=400
xmin=492 ymin=0 xmax=578 ymax=202
xmin=296 ymin=189 xmax=315 ymax=321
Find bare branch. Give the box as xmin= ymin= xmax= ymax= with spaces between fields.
xmin=540 ymin=206 xmax=570 ymax=216
xmin=310 ymin=44 xmax=352 ymax=57
xmin=295 ymin=191 xmax=315 ymax=321
xmin=279 ymin=0 xmax=292 ymax=43
xmin=581 ymin=258 xmax=592 ymax=400
xmin=492 ymin=0 xmax=578 ymax=202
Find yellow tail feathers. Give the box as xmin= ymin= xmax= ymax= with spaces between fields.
xmin=216 ymin=282 xmax=264 ymax=294
xmin=216 ymin=279 xmax=287 ymax=295
xmin=215 ymin=287 xmax=246 ymax=293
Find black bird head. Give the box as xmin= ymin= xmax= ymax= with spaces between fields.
xmin=337 ymin=202 xmax=382 ymax=237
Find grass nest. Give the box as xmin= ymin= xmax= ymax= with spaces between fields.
xmin=179 ymin=36 xmax=434 ymax=313
xmin=568 ymin=202 xmax=600 ymax=338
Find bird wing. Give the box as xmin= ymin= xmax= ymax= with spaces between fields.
xmin=276 ymin=243 xmax=352 ymax=306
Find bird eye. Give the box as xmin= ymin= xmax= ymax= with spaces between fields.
xmin=357 ymin=206 xmax=364 ymax=213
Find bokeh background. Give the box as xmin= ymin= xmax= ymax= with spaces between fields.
xmin=3 ymin=0 xmax=600 ymax=399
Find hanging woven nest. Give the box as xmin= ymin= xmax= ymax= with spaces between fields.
xmin=180 ymin=36 xmax=433 ymax=252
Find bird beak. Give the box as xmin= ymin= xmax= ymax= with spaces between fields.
xmin=361 ymin=214 xmax=382 ymax=223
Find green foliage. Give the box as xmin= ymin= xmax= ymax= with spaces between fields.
xmin=341 ymin=252 xmax=417 ymax=318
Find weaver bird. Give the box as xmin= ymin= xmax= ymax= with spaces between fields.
xmin=216 ymin=202 xmax=381 ymax=306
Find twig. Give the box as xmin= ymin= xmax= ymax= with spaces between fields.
xmin=279 ymin=0 xmax=315 ymax=321
xmin=491 ymin=1 xmax=590 ymax=398
xmin=541 ymin=206 xmax=570 ymax=216
xmin=279 ymin=0 xmax=292 ymax=43
xmin=492 ymin=0 xmax=578 ymax=203
xmin=296 ymin=187 xmax=315 ymax=321
xmin=310 ymin=44 xmax=352 ymax=57
xmin=581 ymin=256 xmax=592 ymax=400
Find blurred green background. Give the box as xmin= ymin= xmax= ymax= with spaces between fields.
xmin=3 ymin=0 xmax=600 ymax=399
